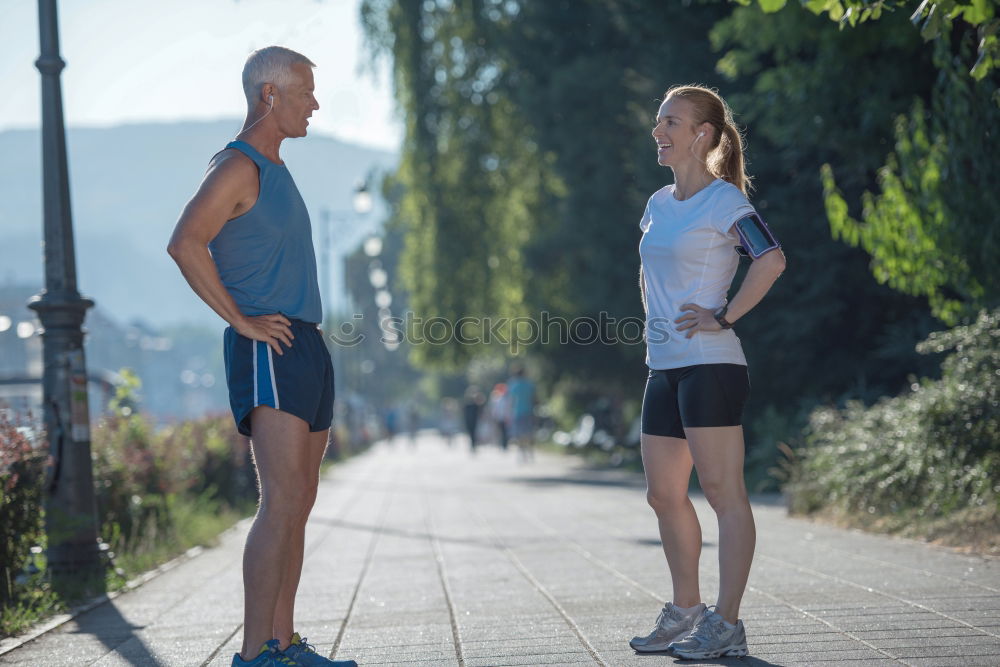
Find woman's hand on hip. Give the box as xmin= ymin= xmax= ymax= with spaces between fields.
xmin=675 ymin=303 xmax=721 ymax=339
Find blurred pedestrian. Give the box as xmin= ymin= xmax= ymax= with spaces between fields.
xmin=168 ymin=47 xmax=356 ymax=667
xmin=629 ymin=84 xmax=785 ymax=660
xmin=506 ymin=365 xmax=536 ymax=462
xmin=487 ymin=383 xmax=510 ymax=450
xmin=406 ymin=402 xmax=420 ymax=446
xmin=439 ymin=398 xmax=460 ymax=447
xmin=384 ymin=406 xmax=399 ymax=442
xmin=463 ymin=385 xmax=485 ymax=452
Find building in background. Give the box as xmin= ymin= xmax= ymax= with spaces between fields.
xmin=0 ymin=284 xmax=228 ymax=423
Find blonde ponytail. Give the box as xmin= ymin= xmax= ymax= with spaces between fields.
xmin=665 ymin=85 xmax=753 ymax=195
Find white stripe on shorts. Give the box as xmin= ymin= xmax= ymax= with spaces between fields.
xmin=267 ymin=345 xmax=280 ymax=410
xmin=253 ymin=341 xmax=259 ymax=406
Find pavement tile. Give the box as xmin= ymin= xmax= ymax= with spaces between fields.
xmin=905 ymin=658 xmax=1000 ymax=667
xmin=4 ymin=436 xmax=1000 ymax=667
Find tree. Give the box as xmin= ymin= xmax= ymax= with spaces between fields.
xmin=360 ymin=0 xmax=956 ymax=458
xmin=808 ymin=6 xmax=1000 ymax=323
xmin=360 ymin=0 xmax=727 ymax=395
xmin=746 ymin=0 xmax=998 ymax=81
xmin=710 ymin=1 xmax=943 ymax=411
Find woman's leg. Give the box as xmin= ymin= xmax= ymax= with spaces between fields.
xmin=684 ymin=425 xmax=755 ymax=625
xmin=641 ymin=433 xmax=702 ymax=607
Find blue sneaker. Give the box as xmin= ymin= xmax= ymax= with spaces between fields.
xmin=282 ymin=633 xmax=358 ymax=666
xmin=232 ymin=639 xmax=300 ymax=666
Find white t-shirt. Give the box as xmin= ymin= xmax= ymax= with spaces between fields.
xmin=639 ymin=178 xmax=756 ymax=370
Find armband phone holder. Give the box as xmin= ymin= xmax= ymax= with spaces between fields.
xmin=734 ymin=212 xmax=780 ymax=259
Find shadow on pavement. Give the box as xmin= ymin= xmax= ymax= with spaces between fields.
xmin=632 ymin=537 xmax=715 ymax=548
xmin=635 ymin=653 xmax=784 ymax=666
xmin=503 ymin=470 xmax=647 ymax=489
xmin=308 ymin=516 xmax=555 ymax=549
xmin=68 ymin=599 xmax=164 ymax=667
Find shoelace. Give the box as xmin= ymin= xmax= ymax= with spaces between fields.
xmin=267 ymin=644 xmax=299 ymax=665
xmin=293 ymin=637 xmax=318 ymax=654
xmin=658 ymin=604 xmax=685 ymax=628
xmin=687 ymin=609 xmax=724 ymax=646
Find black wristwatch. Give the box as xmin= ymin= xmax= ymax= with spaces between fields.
xmin=714 ymin=305 xmax=734 ymax=330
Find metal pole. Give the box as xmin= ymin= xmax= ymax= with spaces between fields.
xmin=28 ymin=0 xmax=103 ymax=592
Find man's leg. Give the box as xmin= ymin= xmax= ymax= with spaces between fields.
xmin=240 ymin=407 xmax=316 ymax=660
xmin=272 ymin=428 xmax=329 ymax=648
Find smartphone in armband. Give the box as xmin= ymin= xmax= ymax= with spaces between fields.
xmin=733 ymin=212 xmax=781 ymax=259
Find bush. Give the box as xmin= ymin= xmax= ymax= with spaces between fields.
xmin=1 ymin=398 xmax=256 ymax=637
xmin=92 ymin=412 xmax=257 ymax=575
xmin=0 ymin=413 xmax=47 ymax=609
xmin=785 ymin=309 xmax=1000 ymax=530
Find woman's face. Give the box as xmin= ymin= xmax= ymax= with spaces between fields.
xmin=651 ymin=97 xmax=703 ymax=168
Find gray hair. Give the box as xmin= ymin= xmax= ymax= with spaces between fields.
xmin=242 ymin=46 xmax=316 ymax=105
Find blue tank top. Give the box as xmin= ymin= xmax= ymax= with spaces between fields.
xmin=209 ymin=140 xmax=323 ymax=324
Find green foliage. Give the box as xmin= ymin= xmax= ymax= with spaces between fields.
xmin=0 ymin=414 xmax=46 ymax=611
xmin=361 ymin=0 xmax=730 ymax=386
xmin=748 ymin=0 xmax=1000 ymax=81
xmin=361 ymin=0 xmax=556 ymax=371
xmin=786 ymin=309 xmax=1000 ymax=521
xmin=108 ymin=367 xmax=141 ymax=417
xmin=822 ymin=40 xmax=1000 ymax=324
xmin=710 ymin=2 xmax=942 ymax=411
xmin=93 ymin=411 xmax=256 ymax=564
xmin=361 ymin=0 xmax=956 ymax=469
xmin=0 ymin=407 xmax=255 ymax=638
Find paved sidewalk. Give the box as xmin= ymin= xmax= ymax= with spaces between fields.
xmin=3 ymin=433 xmax=1000 ymax=666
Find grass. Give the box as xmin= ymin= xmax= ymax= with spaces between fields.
xmin=104 ymin=494 xmax=254 ymax=591
xmin=0 ymin=494 xmax=254 ymax=639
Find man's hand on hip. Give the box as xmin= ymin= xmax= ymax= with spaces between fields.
xmin=235 ymin=314 xmax=295 ymax=355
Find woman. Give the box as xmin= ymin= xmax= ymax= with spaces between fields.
xmin=629 ymin=85 xmax=785 ymax=659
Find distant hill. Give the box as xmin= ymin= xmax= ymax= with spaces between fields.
xmin=0 ymin=120 xmax=397 ymax=326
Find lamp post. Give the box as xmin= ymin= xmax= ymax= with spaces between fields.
xmin=343 ymin=181 xmax=372 ymax=398
xmin=28 ymin=0 xmax=102 ymax=591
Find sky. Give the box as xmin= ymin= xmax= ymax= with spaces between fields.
xmin=0 ymin=0 xmax=402 ymax=151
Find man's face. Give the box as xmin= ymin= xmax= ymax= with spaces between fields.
xmin=275 ymin=63 xmax=319 ymax=138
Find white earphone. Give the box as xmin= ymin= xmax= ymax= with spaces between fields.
xmin=236 ymin=92 xmax=275 ymax=137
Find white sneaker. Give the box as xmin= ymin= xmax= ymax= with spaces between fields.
xmin=629 ymin=602 xmax=706 ymax=652
xmin=668 ymin=606 xmax=749 ymax=659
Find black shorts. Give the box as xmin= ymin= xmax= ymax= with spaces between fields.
xmin=223 ymin=319 xmax=335 ymax=437
xmin=640 ymin=364 xmax=749 ymax=439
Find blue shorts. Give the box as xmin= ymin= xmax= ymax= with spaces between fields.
xmin=223 ymin=319 xmax=335 ymax=437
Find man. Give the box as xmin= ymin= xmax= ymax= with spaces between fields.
xmin=167 ymin=46 xmax=356 ymax=667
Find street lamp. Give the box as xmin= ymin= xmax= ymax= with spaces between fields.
xmin=28 ymin=0 xmax=103 ymax=592
xmin=352 ymin=180 xmax=373 ymax=217
xmin=320 ymin=180 xmax=374 ymax=321
xmin=343 ymin=181 xmax=374 ymax=401
xmin=363 ymin=236 xmax=383 ymax=258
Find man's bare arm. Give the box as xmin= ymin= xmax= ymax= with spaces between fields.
xmin=167 ymin=152 xmax=294 ymax=354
